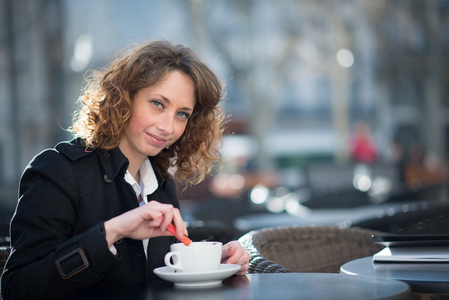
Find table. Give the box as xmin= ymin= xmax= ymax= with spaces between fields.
xmin=233 ymin=202 xmax=413 ymax=233
xmin=340 ymin=256 xmax=449 ymax=295
xmin=74 ymin=273 xmax=411 ymax=300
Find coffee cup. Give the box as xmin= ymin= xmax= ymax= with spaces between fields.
xmin=164 ymin=241 xmax=222 ymax=273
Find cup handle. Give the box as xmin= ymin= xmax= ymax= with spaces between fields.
xmin=164 ymin=251 xmax=182 ymax=271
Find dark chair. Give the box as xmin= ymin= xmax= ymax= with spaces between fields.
xmin=353 ymin=198 xmax=449 ymax=234
xmin=0 ymin=236 xmax=11 ymax=272
xmin=0 ymin=246 xmax=10 ymax=273
xmin=239 ymin=226 xmax=386 ymax=273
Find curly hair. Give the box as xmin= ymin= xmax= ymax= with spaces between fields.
xmin=69 ymin=40 xmax=226 ymax=186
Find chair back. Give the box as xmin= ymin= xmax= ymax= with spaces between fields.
xmin=239 ymin=226 xmax=385 ymax=273
xmin=0 ymin=246 xmax=11 ymax=273
xmin=0 ymin=236 xmax=11 ymax=272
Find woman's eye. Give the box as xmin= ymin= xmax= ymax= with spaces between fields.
xmin=152 ymin=100 xmax=164 ymax=108
xmin=178 ymin=111 xmax=190 ymax=119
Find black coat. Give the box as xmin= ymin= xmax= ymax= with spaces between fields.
xmin=1 ymin=139 xmax=178 ymax=300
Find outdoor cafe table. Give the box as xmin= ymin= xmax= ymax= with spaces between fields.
xmin=74 ymin=273 xmax=411 ymax=300
xmin=340 ymin=256 xmax=449 ymax=296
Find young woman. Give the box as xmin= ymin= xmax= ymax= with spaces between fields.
xmin=1 ymin=40 xmax=249 ymax=300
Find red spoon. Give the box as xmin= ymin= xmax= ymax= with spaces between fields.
xmin=166 ymin=223 xmax=192 ymax=246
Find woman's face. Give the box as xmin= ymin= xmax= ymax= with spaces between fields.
xmin=119 ymin=70 xmax=196 ymax=164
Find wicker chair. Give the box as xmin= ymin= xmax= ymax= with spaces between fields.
xmin=239 ymin=226 xmax=386 ymax=273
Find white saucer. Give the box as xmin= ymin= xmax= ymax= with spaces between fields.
xmin=153 ymin=264 xmax=240 ymax=288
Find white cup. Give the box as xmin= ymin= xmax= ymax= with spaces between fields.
xmin=164 ymin=241 xmax=222 ymax=273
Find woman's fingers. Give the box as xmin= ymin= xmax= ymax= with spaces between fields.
xmin=106 ymin=201 xmax=184 ymax=241
xmin=171 ymin=208 xmax=187 ymax=238
xmin=145 ymin=201 xmax=172 ymax=226
xmin=145 ymin=201 xmax=187 ymax=239
xmin=221 ymin=241 xmax=250 ymax=274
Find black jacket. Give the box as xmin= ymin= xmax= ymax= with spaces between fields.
xmin=1 ymin=139 xmax=178 ymax=300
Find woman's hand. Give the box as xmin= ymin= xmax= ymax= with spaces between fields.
xmin=104 ymin=200 xmax=187 ymax=247
xmin=221 ymin=241 xmax=250 ymax=275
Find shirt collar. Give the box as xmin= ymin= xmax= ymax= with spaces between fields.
xmin=140 ymin=158 xmax=158 ymax=196
xmin=124 ymin=158 xmax=158 ymax=204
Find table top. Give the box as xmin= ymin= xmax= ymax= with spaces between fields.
xmin=75 ymin=273 xmax=411 ymax=300
xmin=340 ymin=256 xmax=449 ymax=295
xmin=234 ymin=202 xmax=411 ymax=232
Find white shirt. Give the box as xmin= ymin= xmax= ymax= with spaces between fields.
xmin=123 ymin=158 xmax=159 ymax=258
xmin=124 ymin=158 xmax=158 ymax=204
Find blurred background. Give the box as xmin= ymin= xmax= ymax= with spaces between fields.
xmin=1 ymin=0 xmax=448 ymax=242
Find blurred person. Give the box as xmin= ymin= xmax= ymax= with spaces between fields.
xmin=1 ymin=40 xmax=249 ymax=300
xmin=389 ymin=140 xmax=406 ymax=186
xmin=350 ymin=122 xmax=378 ymax=164
xmin=403 ymin=143 xmax=449 ymax=189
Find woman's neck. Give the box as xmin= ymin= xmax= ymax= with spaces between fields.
xmin=127 ymin=159 xmax=144 ymax=183
xmin=118 ymin=144 xmax=146 ymax=183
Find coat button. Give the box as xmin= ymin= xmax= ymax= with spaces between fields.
xmin=103 ymin=174 xmax=113 ymax=183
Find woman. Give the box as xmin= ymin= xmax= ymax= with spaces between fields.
xmin=1 ymin=40 xmax=249 ymax=300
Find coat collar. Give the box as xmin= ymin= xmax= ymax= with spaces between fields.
xmin=55 ymin=139 xmax=166 ymax=186
xmin=56 ymin=139 xmax=129 ymax=181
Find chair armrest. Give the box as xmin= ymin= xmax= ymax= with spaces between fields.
xmin=248 ymin=255 xmax=292 ymax=273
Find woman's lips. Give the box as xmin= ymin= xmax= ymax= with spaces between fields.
xmin=146 ymin=132 xmax=168 ymax=147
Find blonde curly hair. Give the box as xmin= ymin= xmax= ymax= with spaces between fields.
xmin=69 ymin=40 xmax=226 ymax=186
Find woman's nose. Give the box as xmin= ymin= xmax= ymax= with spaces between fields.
xmin=157 ymin=114 xmax=174 ymax=135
